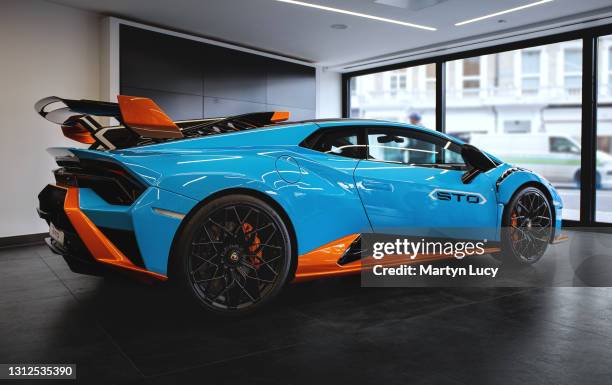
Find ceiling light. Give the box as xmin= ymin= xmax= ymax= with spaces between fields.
xmin=275 ymin=0 xmax=436 ymax=31
xmin=455 ymin=0 xmax=553 ymax=26
xmin=374 ymin=0 xmax=409 ymax=9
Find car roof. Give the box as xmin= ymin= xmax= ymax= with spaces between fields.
xmin=274 ymin=118 xmax=388 ymax=126
xmin=293 ymin=118 xmax=465 ymax=145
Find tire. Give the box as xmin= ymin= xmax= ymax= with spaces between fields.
xmin=171 ymin=194 xmax=293 ymax=315
xmin=500 ymin=186 xmax=552 ymax=265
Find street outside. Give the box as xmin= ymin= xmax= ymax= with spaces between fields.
xmin=557 ymin=187 xmax=612 ymax=223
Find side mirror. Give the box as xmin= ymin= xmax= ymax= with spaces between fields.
xmin=461 ymin=144 xmax=498 ymax=184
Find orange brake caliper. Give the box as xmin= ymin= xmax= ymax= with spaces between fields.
xmin=242 ymin=223 xmax=262 ymax=269
xmin=511 ymin=211 xmax=519 ymax=241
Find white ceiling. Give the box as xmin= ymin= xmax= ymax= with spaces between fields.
xmin=49 ymin=0 xmax=612 ymax=68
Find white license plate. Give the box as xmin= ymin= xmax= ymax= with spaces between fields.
xmin=49 ymin=223 xmax=65 ymax=247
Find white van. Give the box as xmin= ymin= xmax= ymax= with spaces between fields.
xmin=469 ymin=133 xmax=612 ymax=189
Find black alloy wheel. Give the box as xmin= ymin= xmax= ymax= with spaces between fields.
xmin=501 ymin=186 xmax=552 ymax=264
xmin=173 ymin=194 xmax=292 ymax=314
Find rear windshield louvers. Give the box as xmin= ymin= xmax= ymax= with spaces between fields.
xmin=54 ymin=158 xmax=146 ymax=205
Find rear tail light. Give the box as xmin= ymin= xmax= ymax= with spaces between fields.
xmin=54 ymin=158 xmax=146 ymax=205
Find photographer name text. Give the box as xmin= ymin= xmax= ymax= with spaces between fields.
xmin=372 ymin=264 xmax=499 ymax=278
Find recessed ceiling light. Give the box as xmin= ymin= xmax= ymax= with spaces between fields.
xmin=455 ymin=0 xmax=553 ymax=26
xmin=374 ymin=0 xmax=409 ymax=9
xmin=330 ymin=24 xmax=348 ymax=30
xmin=275 ymin=0 xmax=437 ymax=31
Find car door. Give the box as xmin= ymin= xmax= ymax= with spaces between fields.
xmin=353 ymin=125 xmax=499 ymax=241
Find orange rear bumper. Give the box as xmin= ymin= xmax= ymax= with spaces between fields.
xmin=63 ymin=186 xmax=167 ymax=281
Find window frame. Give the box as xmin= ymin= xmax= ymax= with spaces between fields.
xmin=342 ymin=23 xmax=612 ymax=227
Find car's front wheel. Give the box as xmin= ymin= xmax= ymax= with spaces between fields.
xmin=172 ymin=194 xmax=293 ymax=315
xmin=500 ymin=186 xmax=552 ymax=265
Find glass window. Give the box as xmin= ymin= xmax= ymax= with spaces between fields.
xmin=446 ymin=40 xmax=582 ymax=220
xmin=596 ymin=34 xmax=612 ymax=223
xmin=549 ymin=136 xmax=580 ymax=154
xmin=504 ymin=120 xmax=531 ymax=134
xmin=462 ymin=57 xmax=481 ymax=95
xmin=521 ymin=50 xmax=540 ymax=94
xmin=609 ymin=47 xmax=612 ymax=95
xmin=389 ymin=70 xmax=407 ymax=96
xmin=305 ymin=128 xmax=364 ymax=159
xmin=390 ymin=75 xmax=398 ymax=94
xmin=564 ymin=47 xmax=582 ymax=95
xmin=425 ymin=64 xmax=436 ymax=92
xmin=349 ymin=63 xmax=436 ymax=129
xmin=367 ymin=127 xmax=464 ymax=167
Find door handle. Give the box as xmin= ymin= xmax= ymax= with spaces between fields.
xmin=361 ymin=179 xmax=394 ymax=191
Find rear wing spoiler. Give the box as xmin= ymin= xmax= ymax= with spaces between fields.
xmin=35 ymin=95 xmax=289 ymax=150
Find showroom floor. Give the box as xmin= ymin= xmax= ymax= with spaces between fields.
xmin=1 ymin=244 xmax=611 ymax=385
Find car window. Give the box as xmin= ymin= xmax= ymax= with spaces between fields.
xmin=304 ymin=128 xmax=365 ymax=159
xmin=367 ymin=127 xmax=464 ymax=167
xmin=550 ymin=136 xmax=580 ymax=154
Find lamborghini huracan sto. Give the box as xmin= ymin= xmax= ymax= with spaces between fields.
xmin=36 ymin=95 xmax=564 ymax=314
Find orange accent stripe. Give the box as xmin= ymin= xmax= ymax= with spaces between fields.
xmin=293 ymin=234 xmax=360 ymax=282
xmin=552 ymin=234 xmax=568 ymax=244
xmin=63 ymin=187 xmax=167 ymax=280
xmin=270 ymin=111 xmax=290 ymax=123
xmin=293 ymin=234 xmax=500 ymax=283
xmin=61 ymin=124 xmax=96 ymax=144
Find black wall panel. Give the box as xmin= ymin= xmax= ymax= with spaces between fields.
xmin=121 ymin=87 xmax=204 ymax=120
xmin=120 ymin=25 xmax=316 ymax=121
xmin=266 ymin=60 xmax=316 ymax=110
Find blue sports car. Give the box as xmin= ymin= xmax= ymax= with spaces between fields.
xmin=36 ymin=95 xmax=563 ymax=314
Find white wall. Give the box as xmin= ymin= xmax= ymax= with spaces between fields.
xmin=0 ymin=3 xmax=343 ymax=239
xmin=316 ymin=68 xmax=342 ymax=118
xmin=0 ymin=0 xmax=101 ymax=237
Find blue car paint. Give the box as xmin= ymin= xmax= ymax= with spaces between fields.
xmin=60 ymin=120 xmax=562 ymax=274
xmin=354 ymin=160 xmax=501 ymax=241
xmin=77 ymin=183 xmax=197 ymax=275
xmin=79 ymin=188 xmax=133 ymax=231
xmin=494 ymin=166 xmax=563 ymax=238
xmin=130 ymin=187 xmax=198 ymax=274
xmin=69 ymin=147 xmax=372 ymax=264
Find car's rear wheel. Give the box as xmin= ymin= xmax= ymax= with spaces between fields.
xmin=172 ymin=194 xmax=293 ymax=315
xmin=500 ymin=186 xmax=552 ymax=265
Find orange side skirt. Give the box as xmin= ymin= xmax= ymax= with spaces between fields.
xmin=63 ymin=187 xmax=167 ymax=281
xmin=293 ymin=234 xmax=500 ymax=283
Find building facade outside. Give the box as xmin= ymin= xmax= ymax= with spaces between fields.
xmin=350 ymin=35 xmax=612 ymax=222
